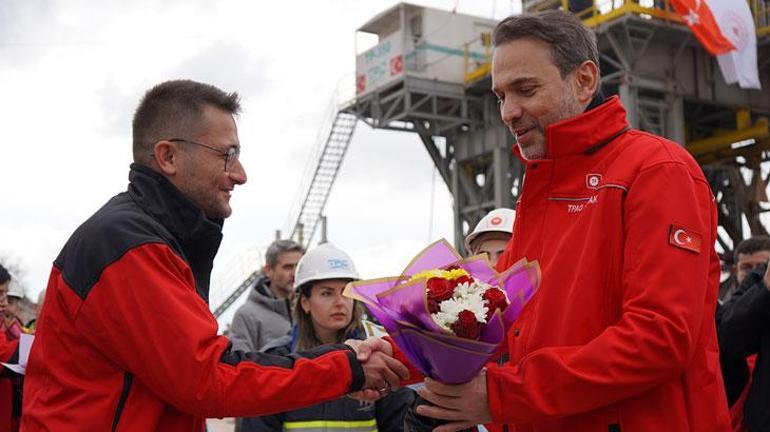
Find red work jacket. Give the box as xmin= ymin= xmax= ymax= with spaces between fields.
xmin=22 ymin=165 xmax=364 ymax=431
xmin=488 ymin=97 xmax=731 ymax=431
xmin=0 ymin=332 xmax=19 ymax=432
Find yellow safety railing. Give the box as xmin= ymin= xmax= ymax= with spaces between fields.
xmin=566 ymin=0 xmax=681 ymax=28
xmin=465 ymin=0 xmax=770 ymax=84
xmin=755 ymin=0 xmax=770 ymax=37
xmin=463 ymin=33 xmax=492 ymax=84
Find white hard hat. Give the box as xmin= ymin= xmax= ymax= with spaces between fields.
xmin=294 ymin=243 xmax=360 ymax=290
xmin=464 ymin=208 xmax=515 ymax=252
xmin=7 ymin=282 xmax=24 ymax=299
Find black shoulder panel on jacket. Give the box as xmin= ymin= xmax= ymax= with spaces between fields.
xmin=54 ymin=191 xmax=182 ymax=300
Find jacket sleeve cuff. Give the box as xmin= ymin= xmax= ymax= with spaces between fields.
xmin=383 ymin=336 xmax=423 ymax=385
xmin=344 ymin=345 xmax=366 ymax=392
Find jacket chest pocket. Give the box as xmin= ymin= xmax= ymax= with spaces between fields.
xmin=542 ymin=188 xmax=627 ymax=327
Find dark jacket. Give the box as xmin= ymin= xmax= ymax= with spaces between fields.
xmin=718 ymin=265 xmax=770 ymax=431
xmin=243 ymin=381 xmax=414 ymax=432
xmin=229 ymin=274 xmax=292 ymax=353
xmin=244 ymin=330 xmax=414 ymax=432
xmin=22 ymin=164 xmax=366 ymax=431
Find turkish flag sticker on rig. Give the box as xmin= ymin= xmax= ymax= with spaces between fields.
xmin=669 ymin=225 xmax=702 ymax=253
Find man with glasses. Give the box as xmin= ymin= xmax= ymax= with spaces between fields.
xmin=21 ymin=80 xmax=408 ymax=431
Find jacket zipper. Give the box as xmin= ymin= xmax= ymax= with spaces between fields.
xmin=112 ymin=372 xmax=133 ymax=431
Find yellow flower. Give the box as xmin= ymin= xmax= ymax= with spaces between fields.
xmin=408 ymin=267 xmax=469 ymax=283
xmin=445 ymin=268 xmax=470 ymax=280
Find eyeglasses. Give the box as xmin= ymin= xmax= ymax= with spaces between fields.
xmin=167 ymin=138 xmax=240 ymax=172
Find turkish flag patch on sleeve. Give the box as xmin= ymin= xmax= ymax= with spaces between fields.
xmin=668 ymin=225 xmax=702 ymax=253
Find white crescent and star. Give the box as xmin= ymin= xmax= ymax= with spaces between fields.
xmin=684 ymin=9 xmax=701 ymax=25
xmin=684 ymin=0 xmax=702 ymax=26
xmin=673 ymin=229 xmax=692 ymax=245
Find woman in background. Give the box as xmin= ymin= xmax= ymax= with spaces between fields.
xmin=242 ymin=243 xmax=414 ymax=432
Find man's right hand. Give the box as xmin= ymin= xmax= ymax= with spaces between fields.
xmin=346 ymin=337 xmax=409 ymax=401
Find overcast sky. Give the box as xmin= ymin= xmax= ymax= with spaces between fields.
xmin=0 ymin=0 xmax=521 ymax=323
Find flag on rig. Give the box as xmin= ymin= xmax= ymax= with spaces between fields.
xmin=670 ymin=0 xmax=761 ymax=89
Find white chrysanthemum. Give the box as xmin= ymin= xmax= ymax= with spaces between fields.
xmin=432 ymin=298 xmax=464 ymax=329
xmin=431 ymin=279 xmax=489 ymax=331
xmin=460 ymin=290 xmax=488 ymax=323
xmin=455 ymin=280 xmax=489 ymax=299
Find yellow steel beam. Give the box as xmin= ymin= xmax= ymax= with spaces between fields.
xmin=465 ymin=63 xmax=491 ymax=84
xmin=687 ymin=117 xmax=770 ymax=157
xmin=737 ymin=108 xmax=752 ymax=130
xmin=754 ymin=0 xmax=770 ymax=37
xmin=581 ymin=2 xmax=681 ymax=28
xmin=696 ymin=137 xmax=770 ymax=165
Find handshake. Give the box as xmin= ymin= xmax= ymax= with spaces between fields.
xmin=345 ymin=337 xmax=410 ymax=401
xmin=345 ymin=337 xmax=492 ymax=432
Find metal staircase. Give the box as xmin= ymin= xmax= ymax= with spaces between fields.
xmin=212 ymin=271 xmax=260 ymax=319
xmin=211 ymin=104 xmax=357 ymax=319
xmin=285 ymin=107 xmax=358 ymax=246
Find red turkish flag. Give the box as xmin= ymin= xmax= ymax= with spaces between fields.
xmin=356 ymin=75 xmax=367 ymax=94
xmin=670 ymin=0 xmax=735 ymax=55
xmin=390 ymin=55 xmax=403 ymax=76
xmin=668 ymin=225 xmax=702 ymax=253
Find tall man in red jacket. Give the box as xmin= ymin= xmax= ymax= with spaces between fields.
xmin=22 ymin=80 xmax=407 ymax=431
xmin=415 ymin=10 xmax=731 ymax=431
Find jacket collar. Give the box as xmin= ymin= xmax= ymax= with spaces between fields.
xmin=127 ymin=164 xmax=223 ymax=303
xmin=544 ymin=95 xmax=629 ymax=159
xmin=127 ymin=163 xmax=224 ymax=242
xmin=250 ymin=275 xmax=289 ymax=310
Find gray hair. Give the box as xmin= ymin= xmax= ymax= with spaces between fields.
xmin=493 ymin=9 xmax=599 ymax=78
xmin=265 ymin=240 xmax=305 ymax=268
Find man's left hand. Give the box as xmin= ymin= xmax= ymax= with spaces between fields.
xmin=415 ymin=370 xmax=492 ymax=432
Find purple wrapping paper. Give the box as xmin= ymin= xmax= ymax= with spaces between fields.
xmin=344 ymin=239 xmax=540 ymax=384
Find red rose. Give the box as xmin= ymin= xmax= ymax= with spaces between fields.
xmin=451 ymin=310 xmax=483 ymax=339
xmin=426 ymin=277 xmax=454 ymax=302
xmin=444 ymin=264 xmax=462 ymax=271
xmin=483 ymin=288 xmax=509 ymax=320
xmin=453 ymin=275 xmax=473 ymax=287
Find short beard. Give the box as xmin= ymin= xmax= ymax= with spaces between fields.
xmin=519 ymin=82 xmax=583 ymax=160
xmin=519 ymin=142 xmax=545 ymax=161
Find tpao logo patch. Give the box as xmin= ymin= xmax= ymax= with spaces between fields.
xmin=586 ymin=174 xmax=602 ymax=189
xmin=327 ymin=259 xmax=350 ymax=270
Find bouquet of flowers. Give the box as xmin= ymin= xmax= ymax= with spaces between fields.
xmin=344 ymin=239 xmax=540 ymax=385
